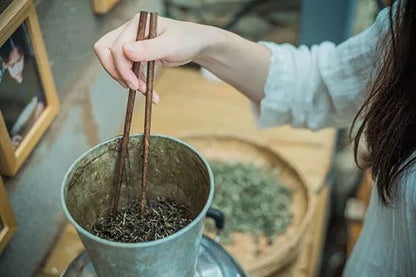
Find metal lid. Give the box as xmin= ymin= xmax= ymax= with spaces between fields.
xmin=62 ymin=236 xmax=248 ymax=277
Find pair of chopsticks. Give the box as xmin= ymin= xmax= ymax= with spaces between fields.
xmin=112 ymin=11 xmax=158 ymax=214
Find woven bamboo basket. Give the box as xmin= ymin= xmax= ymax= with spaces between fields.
xmin=180 ymin=133 xmax=314 ymax=276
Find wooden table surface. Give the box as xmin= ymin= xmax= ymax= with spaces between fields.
xmin=131 ymin=68 xmax=336 ymax=276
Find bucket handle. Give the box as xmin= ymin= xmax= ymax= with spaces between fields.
xmin=206 ymin=208 xmax=224 ymax=243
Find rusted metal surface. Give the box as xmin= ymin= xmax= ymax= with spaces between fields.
xmin=61 ymin=134 xmax=214 ymax=277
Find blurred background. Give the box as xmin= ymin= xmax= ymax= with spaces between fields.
xmin=0 ymin=0 xmax=382 ymax=276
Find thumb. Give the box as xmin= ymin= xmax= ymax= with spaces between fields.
xmin=122 ymin=38 xmax=166 ymax=62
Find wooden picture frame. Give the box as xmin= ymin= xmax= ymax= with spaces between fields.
xmin=0 ymin=1 xmax=13 ymax=15
xmin=0 ymin=176 xmax=17 ymax=254
xmin=0 ymin=0 xmax=60 ymax=176
xmin=92 ymin=0 xmax=120 ymax=14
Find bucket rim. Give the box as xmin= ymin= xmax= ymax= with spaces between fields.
xmin=61 ymin=133 xmax=214 ymax=248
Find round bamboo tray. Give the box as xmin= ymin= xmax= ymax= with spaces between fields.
xmin=180 ymin=134 xmax=314 ymax=276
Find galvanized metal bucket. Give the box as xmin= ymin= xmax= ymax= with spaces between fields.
xmin=61 ymin=134 xmax=214 ymax=277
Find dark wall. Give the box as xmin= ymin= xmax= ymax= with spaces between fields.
xmin=300 ymin=0 xmax=357 ymax=45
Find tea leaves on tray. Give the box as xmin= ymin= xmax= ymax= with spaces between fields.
xmin=208 ymin=161 xmax=293 ymax=243
xmin=91 ymin=197 xmax=192 ymax=243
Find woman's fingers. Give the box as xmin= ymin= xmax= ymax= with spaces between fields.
xmin=137 ymin=74 xmax=160 ymax=104
xmin=152 ymin=91 xmax=161 ymax=104
xmin=95 ymin=15 xmax=172 ymax=89
xmin=96 ymin=47 xmax=128 ymax=89
xmin=95 ymin=15 xmax=201 ymax=102
xmin=123 ymin=16 xmax=171 ymax=63
xmin=122 ymin=36 xmax=168 ymax=63
xmin=110 ymin=15 xmax=143 ymax=90
xmin=94 ymin=23 xmax=128 ymax=87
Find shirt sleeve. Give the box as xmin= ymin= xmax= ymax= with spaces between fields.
xmin=253 ymin=7 xmax=390 ymax=130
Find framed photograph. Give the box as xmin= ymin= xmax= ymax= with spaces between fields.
xmin=0 ymin=0 xmax=59 ymax=176
xmin=92 ymin=0 xmax=120 ymax=14
xmin=0 ymin=176 xmax=17 ymax=254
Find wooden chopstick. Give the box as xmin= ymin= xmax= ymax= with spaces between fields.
xmin=113 ymin=11 xmax=148 ymax=214
xmin=140 ymin=12 xmax=158 ymax=213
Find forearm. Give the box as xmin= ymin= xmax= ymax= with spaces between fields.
xmin=194 ymin=26 xmax=271 ymax=103
xmin=95 ymin=16 xmax=271 ymax=103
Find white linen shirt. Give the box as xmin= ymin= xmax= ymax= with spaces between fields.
xmin=254 ymin=6 xmax=416 ymax=276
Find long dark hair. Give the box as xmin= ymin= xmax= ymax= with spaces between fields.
xmin=352 ymin=0 xmax=416 ymax=205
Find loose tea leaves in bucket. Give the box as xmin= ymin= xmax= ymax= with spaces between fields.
xmin=91 ymin=197 xmax=192 ymax=243
xmin=207 ymin=161 xmax=293 ymax=244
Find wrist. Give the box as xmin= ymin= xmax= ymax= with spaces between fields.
xmin=194 ymin=25 xmax=229 ymax=66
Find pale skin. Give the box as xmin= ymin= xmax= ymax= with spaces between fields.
xmin=94 ymin=15 xmax=271 ymax=104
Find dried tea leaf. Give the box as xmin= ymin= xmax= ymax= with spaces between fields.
xmin=207 ymin=161 xmax=293 ymax=244
xmin=91 ymin=197 xmax=192 ymax=243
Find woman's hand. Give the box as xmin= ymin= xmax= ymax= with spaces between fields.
xmin=94 ymin=14 xmax=270 ymax=103
xmin=94 ymin=15 xmax=212 ymax=102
